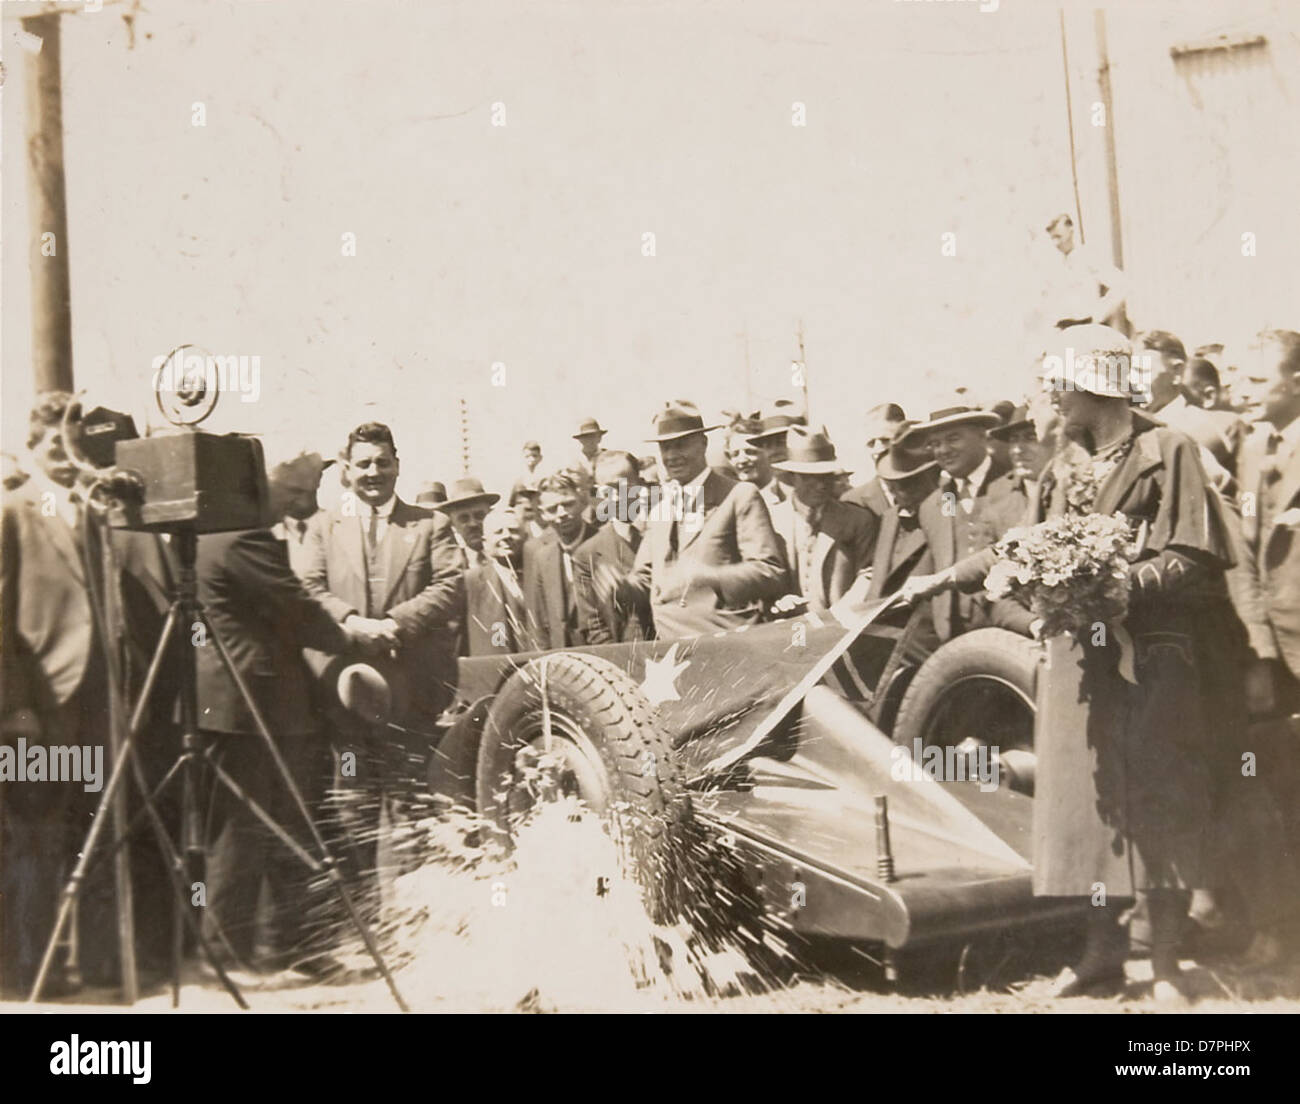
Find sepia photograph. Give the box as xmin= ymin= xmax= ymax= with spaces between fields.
xmin=1 ymin=0 xmax=1298 ymax=1048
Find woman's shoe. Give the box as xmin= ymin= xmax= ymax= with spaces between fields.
xmin=1047 ymin=962 xmax=1126 ymax=998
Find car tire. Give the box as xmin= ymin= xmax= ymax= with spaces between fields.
xmin=892 ymin=628 xmax=1039 ymax=759
xmin=475 ymin=652 xmax=690 ymax=920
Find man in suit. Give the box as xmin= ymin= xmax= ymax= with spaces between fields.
xmin=864 ymin=430 xmax=941 ymax=602
xmin=571 ymin=418 xmax=607 ymax=478
xmin=195 ymin=509 xmax=363 ymax=972
xmin=268 ymin=450 xmax=332 ymax=578
xmin=461 ymin=506 xmax=532 ymax=656
xmin=628 ymin=401 xmax=789 ymax=639
xmin=744 ymin=401 xmax=806 ymax=510
xmin=901 ymin=407 xmax=1026 ymax=642
xmin=521 ymin=470 xmax=598 ymax=650
xmin=842 ymin=402 xmax=907 ymax=522
xmin=303 ymin=422 xmax=463 ymax=882
xmin=436 ymin=477 xmax=499 ymax=570
xmin=766 ymin=426 xmax=876 ymax=616
xmin=1139 ymin=331 xmax=1246 ymax=486
xmin=573 ymin=451 xmax=653 ymax=645
xmin=725 ymin=418 xmax=782 ymax=506
xmin=1 ymin=394 xmax=173 ymax=995
xmin=1233 ymin=329 xmax=1300 ymax=723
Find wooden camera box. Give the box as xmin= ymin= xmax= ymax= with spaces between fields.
xmin=109 ymin=431 xmax=269 ymax=533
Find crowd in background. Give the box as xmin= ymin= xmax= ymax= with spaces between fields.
xmin=3 ymin=309 xmax=1298 ymax=1004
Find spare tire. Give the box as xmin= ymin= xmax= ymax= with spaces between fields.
xmin=892 ymin=628 xmax=1039 ymax=787
xmin=475 ymin=652 xmax=690 ymax=920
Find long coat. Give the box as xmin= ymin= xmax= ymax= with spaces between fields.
xmin=629 ymin=471 xmax=789 ymax=640
xmin=1031 ymin=425 xmax=1238 ymax=897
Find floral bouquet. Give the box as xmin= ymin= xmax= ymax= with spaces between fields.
xmin=984 ymin=512 xmax=1137 ymax=638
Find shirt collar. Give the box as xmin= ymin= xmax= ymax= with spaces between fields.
xmin=1272 ymin=416 xmax=1300 ymax=449
xmin=359 ymin=494 xmax=397 ymax=520
xmin=947 ymin=452 xmax=992 ymax=494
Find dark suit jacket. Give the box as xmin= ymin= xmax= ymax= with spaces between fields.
xmin=916 ymin=457 xmax=1027 ymax=641
xmin=1 ymin=489 xmax=171 ymax=731
xmin=1 ymin=490 xmax=94 ymax=721
xmin=461 ymin=561 xmax=531 ymax=656
xmin=1233 ymin=421 xmax=1300 ymax=676
xmin=629 ymin=470 xmax=789 ymax=639
xmin=866 ymin=508 xmax=933 ymax=600
xmin=767 ymin=497 xmax=876 ymax=613
xmin=303 ymin=498 xmax=464 ymax=721
xmin=196 ymin=529 xmax=349 ymax=736
xmin=521 ymin=521 xmax=598 ymax=651
xmin=841 ymin=477 xmax=891 ymax=523
xmin=572 ymin=523 xmax=652 ymax=645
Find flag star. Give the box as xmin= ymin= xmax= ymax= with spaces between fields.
xmin=640 ymin=643 xmax=690 ymax=707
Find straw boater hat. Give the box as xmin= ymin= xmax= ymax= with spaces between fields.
xmin=772 ymin=425 xmax=846 ymax=476
xmin=436 ymin=476 xmax=500 ymax=512
xmin=746 ymin=399 xmax=807 ymax=445
xmin=573 ymin=417 xmax=607 ymax=440
xmin=875 ymin=421 xmax=939 ymax=481
xmin=645 ymin=400 xmax=722 ymax=442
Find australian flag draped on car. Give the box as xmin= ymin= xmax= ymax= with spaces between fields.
xmin=449 ymin=596 xmax=909 ymax=781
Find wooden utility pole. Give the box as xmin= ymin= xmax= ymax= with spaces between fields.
xmin=22 ymin=13 xmax=75 ymax=393
xmin=1058 ymin=9 xmax=1085 ymax=244
xmin=1094 ymin=10 xmax=1124 ymax=271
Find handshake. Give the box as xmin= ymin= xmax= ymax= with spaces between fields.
xmin=343 ymin=614 xmax=402 ymax=658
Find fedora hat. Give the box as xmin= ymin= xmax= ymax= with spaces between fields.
xmin=746 ymin=399 xmax=807 ymax=444
xmin=646 ymin=400 xmax=722 ymax=442
xmin=772 ymin=424 xmax=845 ymax=476
xmin=436 ymin=476 xmax=500 ymax=512
xmin=988 ymin=407 xmax=1035 ymax=442
xmin=876 ymin=422 xmax=939 ymax=480
xmin=415 ymin=480 xmax=448 ymax=506
xmin=573 ymin=417 xmax=607 ymax=439
xmin=336 ymin=660 xmax=409 ymax=726
xmin=897 ymin=405 xmax=1000 ymax=448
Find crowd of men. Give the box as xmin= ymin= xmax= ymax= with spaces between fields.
xmin=2 ymin=318 xmax=1299 ymax=999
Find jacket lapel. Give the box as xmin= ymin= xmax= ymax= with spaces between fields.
xmin=34 ymin=503 xmax=85 ymax=584
xmin=681 ymin=472 xmax=728 ymax=551
xmin=381 ymin=499 xmax=420 ymax=607
xmin=338 ymin=509 xmax=367 ymax=592
xmin=1270 ymin=438 xmax=1300 ymax=528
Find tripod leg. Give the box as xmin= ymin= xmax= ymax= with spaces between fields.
xmin=200 ymin=609 xmax=410 ymax=1012
xmin=26 ymin=602 xmax=181 ymax=1002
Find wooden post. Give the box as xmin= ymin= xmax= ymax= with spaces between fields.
xmin=1094 ymin=10 xmax=1123 ymax=271
xmin=22 ymin=13 xmax=75 ymax=393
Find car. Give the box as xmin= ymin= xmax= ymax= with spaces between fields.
xmin=429 ymin=597 xmax=1087 ymax=972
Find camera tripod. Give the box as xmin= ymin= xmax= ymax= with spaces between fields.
xmin=29 ymin=524 xmax=409 ymax=1011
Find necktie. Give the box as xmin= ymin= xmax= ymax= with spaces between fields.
xmin=365 ymin=513 xmax=383 ymax=616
